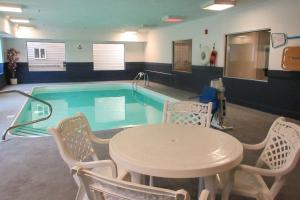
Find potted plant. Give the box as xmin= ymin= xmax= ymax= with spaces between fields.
xmin=7 ymin=48 xmax=19 ymax=85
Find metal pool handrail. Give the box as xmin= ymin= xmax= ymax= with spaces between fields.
xmin=132 ymin=72 xmax=149 ymax=91
xmin=0 ymin=90 xmax=52 ymax=141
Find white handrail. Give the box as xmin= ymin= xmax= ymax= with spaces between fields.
xmin=132 ymin=72 xmax=149 ymax=91
xmin=0 ymin=90 xmax=52 ymax=141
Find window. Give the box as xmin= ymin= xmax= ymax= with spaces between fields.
xmin=173 ymin=39 xmax=192 ymax=73
xmin=93 ymin=44 xmax=125 ymax=70
xmin=34 ymin=48 xmax=46 ymax=59
xmin=225 ymin=30 xmax=270 ymax=81
xmin=27 ymin=42 xmax=66 ymax=71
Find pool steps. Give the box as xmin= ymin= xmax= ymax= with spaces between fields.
xmin=13 ymin=126 xmax=49 ymax=137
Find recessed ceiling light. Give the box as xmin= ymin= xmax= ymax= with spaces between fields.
xmin=0 ymin=4 xmax=22 ymax=12
xmin=18 ymin=25 xmax=35 ymax=28
xmin=120 ymin=31 xmax=138 ymax=41
xmin=10 ymin=18 xmax=30 ymax=23
xmin=202 ymin=0 xmax=235 ymax=11
xmin=124 ymin=31 xmax=137 ymax=34
xmin=162 ymin=16 xmax=184 ymax=23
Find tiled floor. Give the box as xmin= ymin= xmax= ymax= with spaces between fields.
xmin=0 ymin=81 xmax=299 ymax=200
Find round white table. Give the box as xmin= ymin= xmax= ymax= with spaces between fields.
xmin=109 ymin=124 xmax=243 ymax=200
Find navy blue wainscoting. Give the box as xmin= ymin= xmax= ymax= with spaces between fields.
xmin=0 ymin=63 xmax=7 ymax=89
xmin=173 ymin=66 xmax=223 ymax=92
xmin=144 ymin=62 xmax=223 ymax=92
xmin=144 ymin=62 xmax=300 ymax=120
xmin=15 ymin=62 xmax=144 ymax=83
xmin=144 ymin=62 xmax=174 ymax=86
xmin=224 ymin=71 xmax=300 ymax=119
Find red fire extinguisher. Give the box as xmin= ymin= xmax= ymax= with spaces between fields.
xmin=210 ymin=43 xmax=217 ymax=67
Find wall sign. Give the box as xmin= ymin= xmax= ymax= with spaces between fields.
xmin=199 ymin=45 xmax=210 ymax=65
xmin=282 ymin=46 xmax=300 ymax=71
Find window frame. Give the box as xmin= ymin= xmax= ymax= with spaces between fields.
xmin=92 ymin=43 xmax=125 ymax=71
xmin=224 ymin=29 xmax=271 ymax=82
xmin=26 ymin=41 xmax=66 ymax=72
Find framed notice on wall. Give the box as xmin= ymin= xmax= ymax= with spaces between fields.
xmin=271 ymin=33 xmax=286 ymax=48
xmin=282 ymin=46 xmax=300 ymax=71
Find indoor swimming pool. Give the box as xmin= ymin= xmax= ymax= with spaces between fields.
xmin=11 ymin=83 xmax=176 ymax=137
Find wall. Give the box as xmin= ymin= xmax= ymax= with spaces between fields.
xmin=145 ymin=0 xmax=300 ymax=119
xmin=2 ymin=38 xmax=145 ymax=83
xmin=14 ymin=26 xmax=147 ymax=42
xmin=145 ymin=0 xmax=300 ymax=69
xmin=0 ymin=15 xmax=13 ymax=88
xmin=0 ymin=38 xmax=6 ymax=88
xmin=3 ymin=38 xmax=146 ymax=63
xmin=1 ymin=15 xmax=147 ymax=84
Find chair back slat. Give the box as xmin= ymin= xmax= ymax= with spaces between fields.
xmin=50 ymin=113 xmax=95 ymax=163
xmin=77 ymin=168 xmax=189 ymax=200
xmin=258 ymin=117 xmax=300 ymax=171
xmin=163 ymin=101 xmax=212 ymax=128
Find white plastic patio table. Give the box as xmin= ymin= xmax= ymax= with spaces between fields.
xmin=109 ymin=124 xmax=243 ymax=200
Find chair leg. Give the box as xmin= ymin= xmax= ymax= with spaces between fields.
xmin=130 ymin=172 xmax=143 ymax=184
xmin=211 ymin=112 xmax=216 ymax=122
xmin=149 ymin=176 xmax=154 ymax=186
xmin=75 ymin=184 xmax=86 ymax=200
xmin=204 ymin=176 xmax=216 ymax=200
xmin=198 ymin=178 xmax=205 ymax=197
xmin=221 ymin=170 xmax=234 ymax=200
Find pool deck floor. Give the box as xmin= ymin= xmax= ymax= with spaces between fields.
xmin=0 ymin=81 xmax=300 ymax=200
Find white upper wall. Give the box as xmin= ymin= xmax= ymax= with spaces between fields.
xmin=2 ymin=38 xmax=146 ymax=62
xmin=14 ymin=26 xmax=148 ymax=42
xmin=0 ymin=16 xmax=15 ymax=36
xmin=145 ymin=0 xmax=300 ymax=70
xmin=3 ymin=21 xmax=147 ymax=62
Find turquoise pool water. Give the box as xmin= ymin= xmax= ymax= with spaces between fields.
xmin=12 ymin=83 xmax=176 ymax=137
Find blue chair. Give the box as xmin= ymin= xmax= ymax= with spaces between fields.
xmin=199 ymin=86 xmax=219 ymax=114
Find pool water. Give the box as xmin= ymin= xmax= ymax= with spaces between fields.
xmin=12 ymin=83 xmax=176 ymax=137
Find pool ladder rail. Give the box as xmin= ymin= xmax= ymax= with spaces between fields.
xmin=132 ymin=72 xmax=149 ymax=91
xmin=0 ymin=90 xmax=52 ymax=141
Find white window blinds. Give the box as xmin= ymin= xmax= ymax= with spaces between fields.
xmin=93 ymin=44 xmax=125 ymax=70
xmin=27 ymin=42 xmax=66 ymax=71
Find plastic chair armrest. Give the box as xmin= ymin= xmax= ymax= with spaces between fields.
xmin=237 ymin=164 xmax=285 ymax=177
xmin=75 ymin=160 xmax=117 ymax=178
xmin=243 ymin=134 xmax=269 ymax=150
xmin=89 ymin=133 xmax=110 ymax=144
xmin=243 ymin=142 xmax=266 ymax=150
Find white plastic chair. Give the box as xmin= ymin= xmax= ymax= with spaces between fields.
xmin=72 ymin=166 xmax=192 ymax=200
xmin=48 ymin=113 xmax=127 ymax=200
xmin=227 ymin=117 xmax=300 ymax=200
xmin=162 ymin=101 xmax=212 ymax=128
xmin=155 ymin=101 xmax=212 ymax=186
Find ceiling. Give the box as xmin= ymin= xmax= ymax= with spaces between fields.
xmin=0 ymin=0 xmax=264 ymax=32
